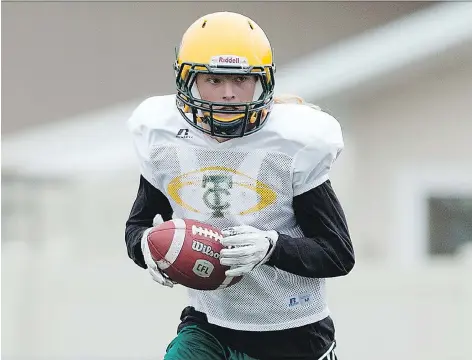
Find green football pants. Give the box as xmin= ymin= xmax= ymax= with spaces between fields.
xmin=164 ymin=324 xmax=258 ymax=360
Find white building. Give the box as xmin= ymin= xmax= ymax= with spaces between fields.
xmin=2 ymin=3 xmax=472 ymax=360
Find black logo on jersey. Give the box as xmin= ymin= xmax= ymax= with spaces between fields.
xmin=176 ymin=129 xmax=192 ymax=139
xmin=202 ymin=174 xmax=233 ymax=218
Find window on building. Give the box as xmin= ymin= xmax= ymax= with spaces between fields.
xmin=428 ymin=196 xmax=472 ymax=256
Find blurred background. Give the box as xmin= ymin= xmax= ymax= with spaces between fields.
xmin=2 ymin=1 xmax=472 ymax=359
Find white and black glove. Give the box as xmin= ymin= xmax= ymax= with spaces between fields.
xmin=140 ymin=215 xmax=175 ymax=288
xmin=219 ymin=225 xmax=278 ymax=277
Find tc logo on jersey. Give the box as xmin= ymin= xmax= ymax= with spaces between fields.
xmin=202 ymin=174 xmax=232 ymax=217
xmin=167 ymin=166 xmax=277 ymax=218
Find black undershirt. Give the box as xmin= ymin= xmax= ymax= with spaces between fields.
xmin=125 ymin=175 xmax=354 ymax=359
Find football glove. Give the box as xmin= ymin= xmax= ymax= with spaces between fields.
xmin=140 ymin=215 xmax=175 ymax=288
xmin=219 ymin=225 xmax=278 ymax=277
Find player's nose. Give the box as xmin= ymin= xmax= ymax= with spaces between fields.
xmin=221 ymin=82 xmax=237 ymax=102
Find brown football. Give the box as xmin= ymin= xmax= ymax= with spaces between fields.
xmin=146 ymin=218 xmax=242 ymax=290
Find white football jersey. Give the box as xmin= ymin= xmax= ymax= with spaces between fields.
xmin=128 ymin=94 xmax=344 ymax=331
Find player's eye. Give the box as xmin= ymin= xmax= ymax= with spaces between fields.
xmin=207 ymin=77 xmax=222 ymax=84
xmin=234 ymin=76 xmax=248 ymax=83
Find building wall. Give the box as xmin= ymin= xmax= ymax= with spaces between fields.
xmin=337 ymin=52 xmax=472 ymax=264
xmin=3 ymin=56 xmax=472 ymax=355
xmin=2 ymin=3 xmax=471 ymax=360
xmin=1 ymin=1 xmax=429 ymax=133
xmin=2 ymin=195 xmax=470 ymax=360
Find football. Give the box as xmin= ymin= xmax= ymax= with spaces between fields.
xmin=146 ymin=218 xmax=243 ymax=290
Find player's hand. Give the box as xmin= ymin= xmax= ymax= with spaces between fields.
xmin=140 ymin=216 xmax=175 ymax=288
xmin=219 ymin=225 xmax=278 ymax=277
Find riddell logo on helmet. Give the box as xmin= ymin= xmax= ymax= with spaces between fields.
xmin=210 ymin=55 xmax=249 ymax=67
xmin=219 ymin=56 xmax=241 ymax=64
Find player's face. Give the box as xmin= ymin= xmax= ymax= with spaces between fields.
xmin=196 ymin=74 xmax=257 ymax=119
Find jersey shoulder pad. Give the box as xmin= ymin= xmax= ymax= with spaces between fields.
xmin=127 ymin=95 xmax=180 ymax=181
xmin=269 ymin=103 xmax=344 ymax=195
xmin=268 ymin=103 xmax=342 ymax=149
xmin=127 ymin=94 xmax=177 ymax=135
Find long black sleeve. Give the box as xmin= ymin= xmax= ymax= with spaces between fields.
xmin=266 ymin=180 xmax=354 ymax=278
xmin=125 ymin=175 xmax=174 ymax=269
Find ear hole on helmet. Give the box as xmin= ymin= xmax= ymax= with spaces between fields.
xmin=202 ymin=20 xmax=207 ymax=28
xmin=248 ymin=21 xmax=254 ymax=30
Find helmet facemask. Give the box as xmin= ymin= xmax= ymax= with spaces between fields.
xmin=175 ymin=60 xmax=275 ymax=138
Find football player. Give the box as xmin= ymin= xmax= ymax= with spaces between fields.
xmin=125 ymin=11 xmax=354 ymax=360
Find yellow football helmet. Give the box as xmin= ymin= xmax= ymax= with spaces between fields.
xmin=174 ymin=12 xmax=276 ymax=138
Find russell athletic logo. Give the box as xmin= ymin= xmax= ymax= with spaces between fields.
xmin=176 ymin=128 xmax=192 ymax=139
xmin=210 ymin=55 xmax=249 ymax=68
